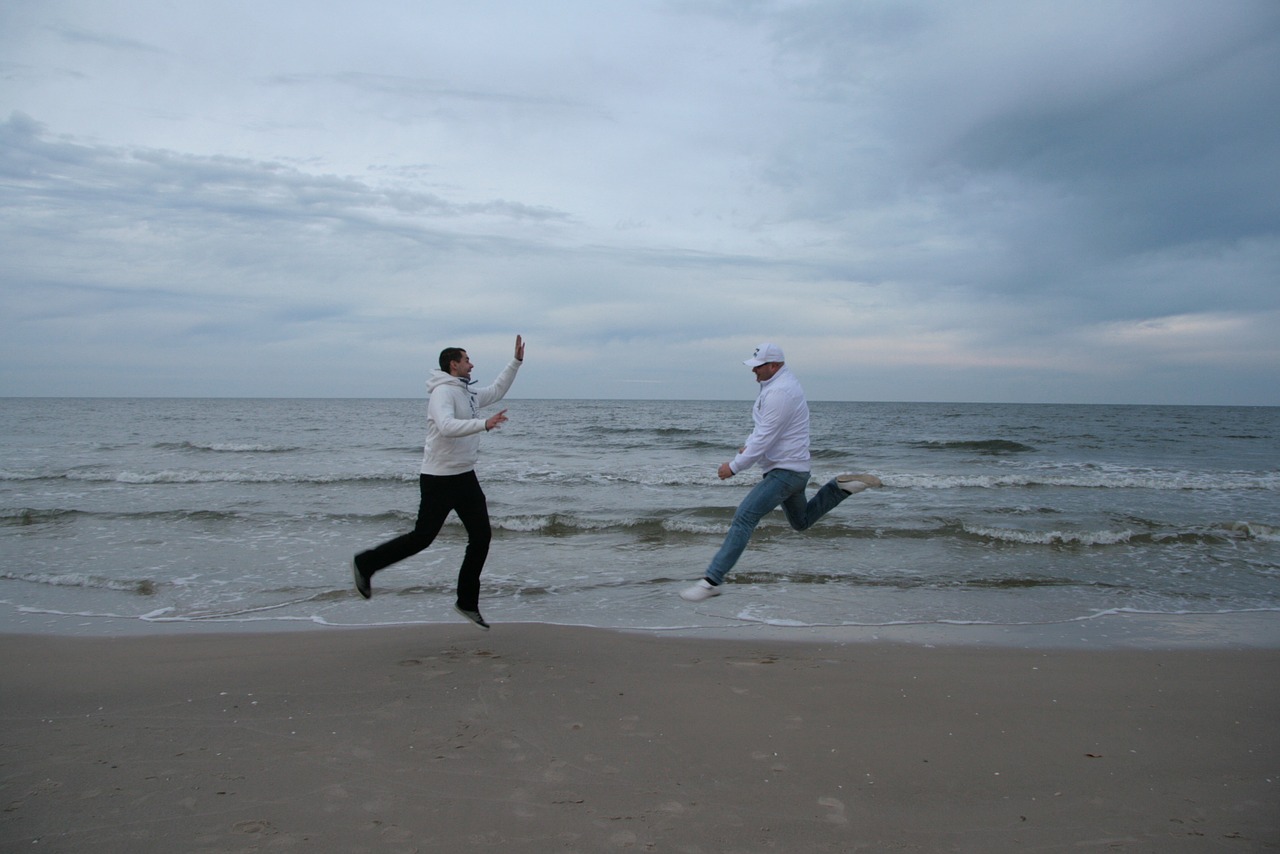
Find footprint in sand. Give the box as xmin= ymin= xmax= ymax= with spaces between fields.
xmin=818 ymin=796 xmax=848 ymax=825
xmin=233 ymin=819 xmax=277 ymax=834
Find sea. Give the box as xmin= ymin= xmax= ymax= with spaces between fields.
xmin=2 ymin=398 xmax=1278 ymax=646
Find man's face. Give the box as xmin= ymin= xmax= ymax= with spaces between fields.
xmin=751 ymin=362 xmax=782 ymax=382
xmin=450 ymin=352 xmax=474 ymax=380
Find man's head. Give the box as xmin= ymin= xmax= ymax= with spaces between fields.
xmin=743 ymin=342 xmax=785 ymax=382
xmin=439 ymin=347 xmax=474 ymax=380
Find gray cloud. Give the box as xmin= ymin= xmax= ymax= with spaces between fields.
xmin=52 ymin=24 xmax=168 ymax=55
xmin=0 ymin=0 xmax=1276 ymax=403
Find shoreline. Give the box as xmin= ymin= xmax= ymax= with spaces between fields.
xmin=3 ymin=622 xmax=1277 ymax=851
xmin=3 ymin=607 xmax=1280 ymax=650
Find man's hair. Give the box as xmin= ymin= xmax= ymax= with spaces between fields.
xmin=439 ymin=347 xmax=466 ymax=373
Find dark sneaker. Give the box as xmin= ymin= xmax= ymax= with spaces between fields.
xmin=837 ymin=473 xmax=883 ymax=494
xmin=453 ymin=605 xmax=490 ymax=630
xmin=352 ymin=558 xmax=371 ymax=599
xmin=680 ymin=579 xmax=721 ymax=602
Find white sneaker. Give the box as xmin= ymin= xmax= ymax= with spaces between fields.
xmin=837 ymin=473 xmax=882 ymax=494
xmin=680 ymin=579 xmax=722 ymax=602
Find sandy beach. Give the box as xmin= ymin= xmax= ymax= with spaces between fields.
xmin=2 ymin=624 xmax=1277 ymax=852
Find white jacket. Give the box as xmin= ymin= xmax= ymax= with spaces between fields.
xmin=729 ymin=365 xmax=811 ymax=475
xmin=421 ymin=359 xmax=521 ymax=475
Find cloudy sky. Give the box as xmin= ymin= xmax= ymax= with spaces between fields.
xmin=2 ymin=1 xmax=1277 ymax=404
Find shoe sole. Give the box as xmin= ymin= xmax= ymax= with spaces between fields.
xmin=838 ymin=474 xmax=882 ymax=493
xmin=453 ymin=605 xmax=490 ymax=630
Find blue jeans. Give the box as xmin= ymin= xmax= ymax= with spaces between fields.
xmin=705 ymin=469 xmax=849 ymax=585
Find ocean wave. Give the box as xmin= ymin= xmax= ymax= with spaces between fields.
xmin=961 ymin=524 xmax=1138 ymax=547
xmin=595 ymin=425 xmax=704 ymax=437
xmin=662 ymin=518 xmax=731 ymax=535
xmin=0 ymin=470 xmax=45 ymax=482
xmin=506 ymin=466 xmax=1276 ymax=491
xmin=0 ymin=506 xmax=423 ymax=529
xmin=727 ymin=568 xmax=1133 ymax=592
xmin=5 ymin=503 xmax=1266 ymax=551
xmin=886 ymin=471 xmax=1278 ymax=491
xmin=2 ymin=463 xmax=1275 ymax=492
xmin=36 ymin=469 xmax=411 ymax=485
xmin=155 ymin=440 xmax=302 ymax=453
xmin=0 ymin=508 xmax=85 ymax=526
xmin=2 ymin=570 xmax=158 ymax=595
xmin=492 ymin=514 xmax=727 ymax=537
xmin=956 ymin=521 xmax=1274 ymax=547
xmin=488 ymin=514 xmax=1269 ymax=548
xmin=911 ymin=439 xmax=1037 ymax=454
xmin=962 ymin=522 xmax=1280 ymax=547
xmin=496 ymin=513 xmax=622 ymax=534
xmin=1223 ymin=521 xmax=1279 ymax=542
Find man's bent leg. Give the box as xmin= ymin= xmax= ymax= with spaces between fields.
xmin=704 ymin=470 xmax=801 ymax=585
xmin=355 ymin=474 xmax=452 ymax=575
xmin=781 ymin=476 xmax=847 ymax=532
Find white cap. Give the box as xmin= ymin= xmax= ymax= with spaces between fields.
xmin=743 ymin=342 xmax=785 ymax=367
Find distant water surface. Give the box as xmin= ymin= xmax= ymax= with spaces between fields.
xmin=1 ymin=398 xmax=1277 ymax=641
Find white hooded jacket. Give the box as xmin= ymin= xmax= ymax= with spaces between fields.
xmin=728 ymin=365 xmax=811 ymax=475
xmin=421 ymin=359 xmax=521 ymax=476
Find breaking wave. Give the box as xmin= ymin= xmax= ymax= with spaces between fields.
xmin=911 ymin=439 xmax=1037 ymax=455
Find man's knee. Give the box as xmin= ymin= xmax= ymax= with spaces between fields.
xmin=468 ymin=522 xmax=492 ymax=547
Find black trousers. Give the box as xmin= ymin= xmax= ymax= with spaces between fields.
xmin=355 ymin=471 xmax=492 ymax=611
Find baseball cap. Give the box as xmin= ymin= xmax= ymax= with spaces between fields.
xmin=743 ymin=342 xmax=785 ymax=367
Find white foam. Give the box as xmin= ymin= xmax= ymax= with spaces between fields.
xmin=962 ymin=524 xmax=1136 ymax=546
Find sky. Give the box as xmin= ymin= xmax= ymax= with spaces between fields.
xmin=1 ymin=1 xmax=1278 ymax=404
